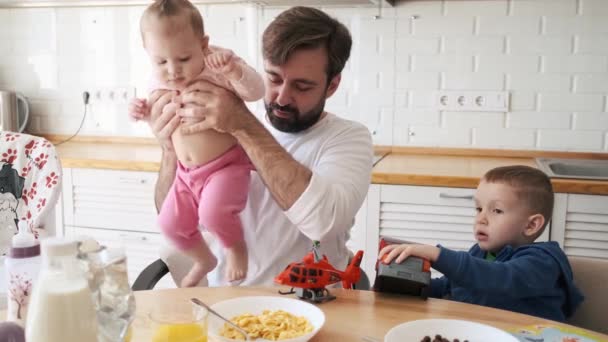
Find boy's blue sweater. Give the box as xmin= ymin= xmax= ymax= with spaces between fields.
xmin=430 ymin=241 xmax=584 ymax=322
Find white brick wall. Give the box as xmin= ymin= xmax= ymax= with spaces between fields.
xmin=443 ymin=111 xmax=504 ymax=129
xmin=577 ymin=35 xmax=608 ymax=54
xmin=538 ymin=94 xmax=604 ymax=112
xmin=507 ymin=112 xmax=572 ymax=129
xmin=511 ymin=0 xmax=578 ymax=17
xmin=543 ymin=55 xmax=608 ymax=73
xmin=508 ymin=73 xmax=571 ymax=92
xmin=1 ymin=0 xmax=607 ymax=151
xmin=573 ymin=113 xmax=608 ymax=130
xmin=409 ymin=126 xmax=472 ymax=147
xmin=538 ymin=130 xmax=604 ymax=151
xmin=508 ymin=35 xmax=572 ymax=54
xmin=575 ymin=74 xmax=608 ymax=93
xmin=443 ymin=72 xmax=504 ymax=90
xmin=474 ymin=128 xmax=537 ymax=149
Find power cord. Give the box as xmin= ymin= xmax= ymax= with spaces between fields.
xmin=55 ymin=91 xmax=90 ymax=146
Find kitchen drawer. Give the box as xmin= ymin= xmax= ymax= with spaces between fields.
xmin=379 ymin=185 xmax=477 ymax=252
xmin=381 ymin=185 xmax=475 ymax=207
xmin=62 ymin=168 xmax=159 ymax=233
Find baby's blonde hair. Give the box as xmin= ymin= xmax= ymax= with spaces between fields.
xmin=140 ymin=0 xmax=205 ymax=44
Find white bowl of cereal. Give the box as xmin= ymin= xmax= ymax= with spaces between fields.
xmin=207 ymin=296 xmax=325 ymax=342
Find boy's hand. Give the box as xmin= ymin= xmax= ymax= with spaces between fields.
xmin=378 ymin=243 xmax=440 ymax=264
xmin=128 ymin=98 xmax=149 ymax=121
xmin=205 ymin=49 xmax=242 ymax=80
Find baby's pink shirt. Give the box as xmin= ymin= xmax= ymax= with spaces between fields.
xmin=149 ymin=45 xmax=264 ymax=102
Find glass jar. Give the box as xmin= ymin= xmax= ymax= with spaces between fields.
xmin=25 ymin=238 xmax=98 ymax=342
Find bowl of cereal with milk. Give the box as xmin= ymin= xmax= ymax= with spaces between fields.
xmin=208 ymin=296 xmax=325 ymax=342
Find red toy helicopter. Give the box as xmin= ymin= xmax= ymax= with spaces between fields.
xmin=274 ymin=241 xmax=364 ymax=303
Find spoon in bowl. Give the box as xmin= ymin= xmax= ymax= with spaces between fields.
xmin=190 ymin=298 xmax=250 ymax=341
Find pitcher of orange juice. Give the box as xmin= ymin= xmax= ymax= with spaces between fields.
xmin=148 ymin=300 xmax=208 ymax=342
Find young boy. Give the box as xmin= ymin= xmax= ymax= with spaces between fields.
xmin=129 ymin=0 xmax=264 ymax=287
xmin=379 ymin=165 xmax=584 ymax=322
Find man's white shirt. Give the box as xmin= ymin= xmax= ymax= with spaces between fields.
xmin=163 ymin=111 xmax=373 ymax=287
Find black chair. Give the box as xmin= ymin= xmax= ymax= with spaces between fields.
xmin=131 ymin=259 xmax=169 ymax=291
xmin=132 ymin=257 xmax=371 ymax=291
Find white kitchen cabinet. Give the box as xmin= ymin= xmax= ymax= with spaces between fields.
xmin=362 ymin=184 xmax=477 ymax=279
xmin=551 ymin=193 xmax=608 ymax=260
xmin=61 ymin=168 xmax=159 ymax=233
xmin=58 ymin=168 xmax=175 ymax=288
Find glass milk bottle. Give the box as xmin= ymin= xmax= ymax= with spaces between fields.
xmin=25 ymin=238 xmax=98 ymax=342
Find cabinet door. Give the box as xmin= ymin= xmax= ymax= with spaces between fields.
xmin=62 ymin=168 xmax=159 ymax=234
xmin=363 ymin=185 xmax=477 ymax=279
xmin=379 ymin=185 xmax=477 ymax=249
xmin=552 ymin=194 xmax=608 ymax=259
xmin=65 ymin=226 xmax=175 ymax=289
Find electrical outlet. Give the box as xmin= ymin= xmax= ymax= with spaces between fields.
xmin=435 ymin=91 xmax=509 ymax=112
xmin=85 ymin=86 xmax=136 ymax=104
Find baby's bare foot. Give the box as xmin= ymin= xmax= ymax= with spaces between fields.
xmin=181 ymin=257 xmax=217 ymax=288
xmin=225 ymin=241 xmax=248 ymax=282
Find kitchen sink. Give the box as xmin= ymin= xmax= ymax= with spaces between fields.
xmin=536 ymin=158 xmax=608 ymax=180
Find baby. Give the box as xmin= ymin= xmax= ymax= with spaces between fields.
xmin=129 ymin=0 xmax=264 ymax=286
xmin=379 ymin=165 xmax=584 ymax=321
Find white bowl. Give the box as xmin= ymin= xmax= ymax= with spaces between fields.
xmin=208 ymin=296 xmax=325 ymax=342
xmin=384 ymin=319 xmax=519 ymax=342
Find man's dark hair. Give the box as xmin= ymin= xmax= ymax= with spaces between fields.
xmin=262 ymin=6 xmax=352 ymax=82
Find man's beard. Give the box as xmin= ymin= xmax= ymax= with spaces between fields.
xmin=265 ymin=98 xmax=325 ymax=133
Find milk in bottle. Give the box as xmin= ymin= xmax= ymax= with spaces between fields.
xmin=25 ymin=238 xmax=98 ymax=342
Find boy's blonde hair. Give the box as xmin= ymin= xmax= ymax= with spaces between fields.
xmin=482 ymin=165 xmax=554 ymax=235
xmin=140 ymin=0 xmax=205 ymax=43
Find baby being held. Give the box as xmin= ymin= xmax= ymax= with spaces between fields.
xmin=129 ymin=0 xmax=264 ymax=286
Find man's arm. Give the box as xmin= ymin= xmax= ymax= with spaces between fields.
xmin=144 ymin=90 xmax=181 ymax=212
xmin=233 ymin=113 xmax=311 ymax=210
xmin=155 ymin=148 xmax=178 ymax=212
xmin=178 ymin=81 xmax=373 ymax=239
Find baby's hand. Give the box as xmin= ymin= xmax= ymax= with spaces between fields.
xmin=378 ymin=243 xmax=440 ymax=264
xmin=128 ymin=98 xmax=149 ymax=121
xmin=205 ymin=49 xmax=242 ymax=79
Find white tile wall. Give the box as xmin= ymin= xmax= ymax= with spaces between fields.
xmin=474 ymin=128 xmax=537 ymax=149
xmin=1 ymin=0 xmax=607 ymax=152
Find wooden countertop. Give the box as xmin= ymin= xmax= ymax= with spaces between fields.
xmin=50 ymin=136 xmax=608 ymax=195
xmin=131 ymin=286 xmax=608 ymax=341
xmin=373 ymin=153 xmax=608 ymax=195
xmin=55 ymin=140 xmax=162 ymax=172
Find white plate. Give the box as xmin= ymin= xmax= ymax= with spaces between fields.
xmin=384 ymin=319 xmax=519 ymax=342
xmin=208 ymin=296 xmax=325 ymax=342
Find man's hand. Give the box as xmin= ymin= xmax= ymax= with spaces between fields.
xmin=148 ymin=89 xmax=181 ymax=151
xmin=205 ymin=49 xmax=242 ymax=80
xmin=175 ymin=79 xmax=251 ymax=135
xmin=128 ymin=98 xmax=149 ymax=121
xmin=378 ymin=243 xmax=440 ymax=264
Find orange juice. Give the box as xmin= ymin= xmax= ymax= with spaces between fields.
xmin=152 ymin=322 xmax=207 ymax=342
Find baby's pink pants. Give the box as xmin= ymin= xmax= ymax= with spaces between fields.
xmin=158 ymin=145 xmax=252 ymax=251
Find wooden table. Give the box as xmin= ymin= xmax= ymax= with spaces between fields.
xmin=132 ymin=287 xmax=608 ymax=341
